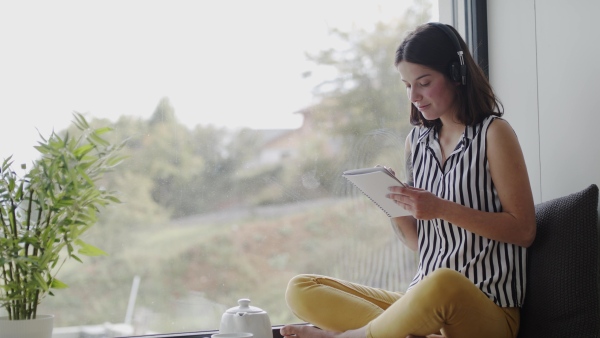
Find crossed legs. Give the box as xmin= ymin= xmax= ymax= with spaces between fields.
xmin=282 ymin=268 xmax=519 ymax=338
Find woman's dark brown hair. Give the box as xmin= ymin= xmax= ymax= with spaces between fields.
xmin=395 ymin=23 xmax=503 ymax=128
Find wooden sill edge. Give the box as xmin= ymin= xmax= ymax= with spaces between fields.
xmin=121 ymin=323 xmax=312 ymax=338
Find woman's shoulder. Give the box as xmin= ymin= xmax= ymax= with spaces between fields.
xmin=487 ymin=117 xmax=517 ymax=140
xmin=485 ymin=117 xmax=523 ymax=157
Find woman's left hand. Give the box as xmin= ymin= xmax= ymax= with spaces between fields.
xmin=387 ymin=186 xmax=444 ymax=220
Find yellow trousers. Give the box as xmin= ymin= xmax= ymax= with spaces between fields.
xmin=285 ymin=268 xmax=520 ymax=338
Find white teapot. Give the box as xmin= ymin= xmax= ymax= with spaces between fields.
xmin=220 ymin=298 xmax=272 ymax=338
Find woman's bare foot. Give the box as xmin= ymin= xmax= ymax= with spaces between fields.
xmin=280 ymin=325 xmax=367 ymax=338
xmin=280 ymin=325 xmax=336 ymax=338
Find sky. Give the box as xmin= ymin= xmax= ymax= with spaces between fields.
xmin=0 ymin=0 xmax=436 ymax=166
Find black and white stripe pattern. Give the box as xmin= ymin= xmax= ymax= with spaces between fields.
xmin=407 ymin=116 xmax=526 ymax=307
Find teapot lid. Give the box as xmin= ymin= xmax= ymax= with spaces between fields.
xmin=225 ymin=298 xmax=265 ymax=314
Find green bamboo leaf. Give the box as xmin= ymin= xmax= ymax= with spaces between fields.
xmin=33 ymin=272 xmax=49 ymax=291
xmin=93 ymin=126 xmax=112 ymax=135
xmin=1 ymin=156 xmax=13 ymax=170
xmin=75 ymin=239 xmax=108 ymax=257
xmin=73 ymin=144 xmax=95 ymax=158
xmin=88 ymin=132 xmax=110 ymax=147
xmin=54 ymin=198 xmax=75 ymax=208
xmin=73 ymin=112 xmax=90 ymax=130
xmin=50 ymin=279 xmax=68 ymax=289
xmin=106 ymin=155 xmax=127 ymax=167
xmin=75 ymin=166 xmax=94 ymax=186
xmin=105 ymin=196 xmax=121 ymax=204
xmin=77 ymin=160 xmax=95 ymax=172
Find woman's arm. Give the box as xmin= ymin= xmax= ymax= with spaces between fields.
xmin=389 ymin=135 xmax=419 ymax=251
xmin=390 ymin=217 xmax=418 ymax=251
xmin=389 ymin=119 xmax=536 ymax=248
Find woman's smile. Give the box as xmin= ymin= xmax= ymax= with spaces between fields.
xmin=416 ymin=103 xmax=431 ymax=111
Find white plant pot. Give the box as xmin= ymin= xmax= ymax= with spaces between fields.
xmin=0 ymin=315 xmax=54 ymax=338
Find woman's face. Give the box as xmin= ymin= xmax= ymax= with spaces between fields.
xmin=397 ymin=61 xmax=459 ymax=122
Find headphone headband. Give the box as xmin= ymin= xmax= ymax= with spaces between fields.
xmin=428 ymin=22 xmax=467 ymax=85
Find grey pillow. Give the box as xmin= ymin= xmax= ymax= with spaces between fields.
xmin=518 ymin=184 xmax=599 ymax=337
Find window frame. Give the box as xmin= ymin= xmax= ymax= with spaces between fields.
xmin=466 ymin=0 xmax=489 ymax=77
xmin=449 ymin=0 xmax=489 ymax=77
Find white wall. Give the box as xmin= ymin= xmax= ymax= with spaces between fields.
xmin=487 ymin=0 xmax=600 ymax=203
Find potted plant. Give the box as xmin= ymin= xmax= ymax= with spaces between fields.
xmin=0 ymin=113 xmax=125 ymax=337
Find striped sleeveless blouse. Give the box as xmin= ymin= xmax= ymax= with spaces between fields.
xmin=406 ymin=116 xmax=526 ymax=307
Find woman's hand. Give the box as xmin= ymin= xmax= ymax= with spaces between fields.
xmin=376 ymin=164 xmax=443 ymax=220
xmin=387 ymin=186 xmax=444 ymax=220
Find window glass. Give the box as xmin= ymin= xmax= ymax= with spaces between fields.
xmin=0 ymin=0 xmax=436 ymax=335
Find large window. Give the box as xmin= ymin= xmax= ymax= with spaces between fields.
xmin=0 ymin=0 xmax=437 ymax=335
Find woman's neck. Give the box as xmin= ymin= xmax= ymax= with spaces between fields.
xmin=438 ymin=114 xmax=465 ymax=139
xmin=437 ymin=116 xmax=465 ymax=164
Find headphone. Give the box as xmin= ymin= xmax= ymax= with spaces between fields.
xmin=428 ymin=22 xmax=467 ymax=85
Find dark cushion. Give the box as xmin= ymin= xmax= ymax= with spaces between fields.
xmin=518 ymin=184 xmax=599 ymax=337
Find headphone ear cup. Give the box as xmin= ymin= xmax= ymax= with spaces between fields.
xmin=449 ymin=62 xmax=461 ymax=83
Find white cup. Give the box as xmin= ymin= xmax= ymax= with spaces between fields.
xmin=211 ymin=333 xmax=253 ymax=338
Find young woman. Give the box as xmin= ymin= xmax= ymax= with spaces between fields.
xmin=279 ymin=22 xmax=536 ymax=338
